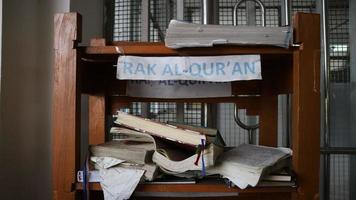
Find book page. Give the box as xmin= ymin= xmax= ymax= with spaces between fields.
xmin=218 ymin=144 xmax=291 ymax=170
xmin=208 ymin=144 xmax=292 ymax=188
xmin=100 ymin=167 xmax=144 ymax=200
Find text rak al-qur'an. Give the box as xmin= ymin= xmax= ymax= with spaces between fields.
xmin=116 ymin=55 xmax=262 ymax=82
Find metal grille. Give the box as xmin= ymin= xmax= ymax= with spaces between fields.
xmin=113 ymin=0 xmax=177 ymax=42
xmin=129 ymin=102 xmax=142 ymax=115
xmin=326 ymin=1 xmax=353 ymax=200
xmin=184 ymin=103 xmax=202 ymax=126
xmin=184 ymin=0 xmax=201 ymax=23
xmin=291 ymin=0 xmax=316 ymax=14
xmin=150 ymin=0 xmax=176 ymax=42
xmin=329 ymin=154 xmax=351 ymax=200
xmin=219 ymin=0 xmax=247 ymax=25
xmin=329 ymin=84 xmax=356 ymax=148
xmin=256 ymin=0 xmax=281 ymax=27
xmin=150 ymin=102 xmax=177 ymax=122
xmin=290 ymin=0 xmax=316 ymax=25
xmin=217 ymin=103 xmax=249 ymax=146
xmin=218 ymin=0 xmax=280 ymax=27
xmin=328 ymin=0 xmax=350 ymax=83
xmin=117 ymin=103 xmax=141 ymax=115
xmin=148 ymin=1 xmax=179 ymax=123
xmin=326 ymin=0 xmax=354 ymax=200
xmin=113 ymin=0 xmax=141 ymax=41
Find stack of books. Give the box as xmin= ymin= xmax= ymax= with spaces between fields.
xmin=114 ymin=111 xmax=225 ymax=177
xmin=84 ymin=111 xmax=293 ymax=189
xmin=90 ymin=127 xmax=158 ymax=181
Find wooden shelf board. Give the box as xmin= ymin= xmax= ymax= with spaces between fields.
xmin=76 ymin=182 xmax=297 ymax=193
xmin=83 ymin=42 xmax=296 ymax=56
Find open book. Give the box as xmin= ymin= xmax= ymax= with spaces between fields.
xmin=114 ymin=111 xmax=206 ymax=146
xmin=167 ymin=121 xmax=226 ymax=147
xmin=152 ymin=142 xmax=222 ymax=176
xmin=151 ymin=123 xmax=225 ymax=176
xmin=208 ymin=144 xmax=292 ymax=189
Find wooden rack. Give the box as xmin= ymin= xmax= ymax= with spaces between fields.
xmin=52 ymin=12 xmax=320 ymax=200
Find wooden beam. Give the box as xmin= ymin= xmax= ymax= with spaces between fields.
xmin=259 ymin=96 xmax=278 ymax=146
xmin=76 ymin=182 xmax=296 ymax=193
xmin=89 ymin=95 xmax=106 ymax=145
xmin=109 ymin=96 xmax=261 ymax=115
xmin=52 ymin=12 xmax=81 ymax=200
xmin=259 ymin=64 xmax=278 ymax=147
xmin=85 ymin=42 xmax=295 ymax=56
xmin=291 ymin=13 xmax=321 ymax=200
xmin=89 ymin=38 xmax=106 ymax=47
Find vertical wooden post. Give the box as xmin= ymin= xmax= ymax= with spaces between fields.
xmin=53 ymin=13 xmax=82 ymax=200
xmin=89 ymin=95 xmax=106 ymax=145
xmin=87 ymin=39 xmax=107 ymax=146
xmin=259 ymin=95 xmax=278 ymax=147
xmin=259 ymin=67 xmax=278 ymax=147
xmin=292 ymin=13 xmax=321 ymax=200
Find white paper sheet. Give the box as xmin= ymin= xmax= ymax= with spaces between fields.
xmin=91 ymin=156 xmax=125 ymax=169
xmin=117 ymin=55 xmax=261 ymax=82
xmin=207 ymin=144 xmax=292 ymax=189
xmin=99 ymin=167 xmax=145 ymax=200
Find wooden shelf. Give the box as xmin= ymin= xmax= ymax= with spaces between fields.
xmin=84 ymin=42 xmax=297 ymax=56
xmin=76 ymin=182 xmax=297 ymax=193
xmin=53 ymin=12 xmax=320 ymax=200
xmin=81 ymin=42 xmax=295 ymax=68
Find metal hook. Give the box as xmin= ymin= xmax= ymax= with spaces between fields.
xmin=233 ymin=0 xmax=266 ymax=27
xmin=234 ymin=104 xmax=259 ymax=144
xmin=232 ymin=0 xmax=263 ymax=144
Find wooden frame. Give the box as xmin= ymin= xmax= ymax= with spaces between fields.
xmin=52 ymin=12 xmax=320 ymax=200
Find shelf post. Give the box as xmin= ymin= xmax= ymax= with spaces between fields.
xmin=52 ymin=12 xmax=82 ymax=200
xmin=292 ymin=13 xmax=321 ymax=200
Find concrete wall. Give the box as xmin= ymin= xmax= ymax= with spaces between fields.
xmin=70 ymin=0 xmax=103 ymax=45
xmin=0 ymin=1 xmax=70 ymax=199
xmin=0 ymin=0 xmax=102 ymax=199
xmin=0 ymin=1 xmax=67 ymax=198
xmin=0 ymin=0 xmax=2 ymax=140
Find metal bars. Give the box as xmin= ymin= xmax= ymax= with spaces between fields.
xmin=184 ymin=0 xmax=201 ymax=23
xmin=150 ymin=102 xmax=177 ymax=122
xmin=150 ymin=0 xmax=176 ymax=42
xmin=184 ymin=103 xmax=202 ymax=126
xmin=113 ymin=0 xmax=141 ymax=41
xmin=328 ymin=0 xmax=350 ymax=83
xmin=329 ymin=154 xmax=351 ymax=200
xmin=218 ymin=0 xmax=281 ymax=26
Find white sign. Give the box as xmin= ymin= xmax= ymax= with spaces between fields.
xmin=126 ymin=80 xmax=231 ymax=98
xmin=117 ymin=55 xmax=261 ymax=82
